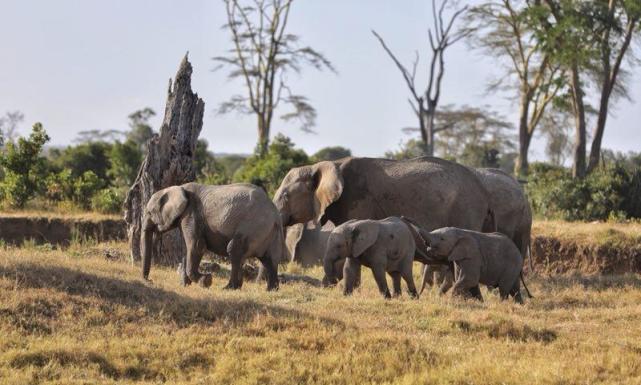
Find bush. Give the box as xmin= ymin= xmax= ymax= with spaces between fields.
xmin=527 ymin=162 xmax=641 ymax=221
xmin=0 ymin=123 xmax=50 ymax=208
xmin=73 ymin=171 xmax=104 ymax=209
xmin=233 ymin=134 xmax=309 ymax=195
xmin=91 ymin=187 xmax=125 ymax=214
xmin=45 ymin=169 xmax=75 ymax=202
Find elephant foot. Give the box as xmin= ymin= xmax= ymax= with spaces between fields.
xmin=223 ymin=281 xmax=242 ymax=290
xmin=266 ymin=282 xmax=279 ymax=292
xmin=198 ymin=274 xmax=213 ymax=288
xmin=382 ymin=290 xmax=392 ymax=299
xmin=321 ymin=277 xmax=338 ymax=288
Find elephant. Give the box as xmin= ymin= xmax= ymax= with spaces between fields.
xmin=273 ymin=156 xmax=497 ymax=266
xmin=141 ymin=182 xmax=284 ymax=291
xmin=285 ymin=220 xmax=335 ymax=267
xmin=422 ymin=227 xmax=532 ymax=303
xmin=322 ymin=217 xmax=418 ymax=299
xmin=421 ymin=168 xmax=533 ymax=293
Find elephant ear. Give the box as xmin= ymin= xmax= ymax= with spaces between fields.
xmin=350 ymin=221 xmax=380 ymax=258
xmin=312 ymin=162 xmax=344 ymax=223
xmin=149 ymin=186 xmax=188 ymax=232
xmin=448 ymin=235 xmax=480 ymax=262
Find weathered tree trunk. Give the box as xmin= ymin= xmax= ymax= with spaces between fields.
xmin=124 ymin=54 xmax=205 ymax=265
xmin=515 ymin=92 xmax=532 ymax=177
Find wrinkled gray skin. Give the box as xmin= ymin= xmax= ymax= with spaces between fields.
xmin=273 ymin=157 xmax=496 ymax=281
xmin=322 ymin=217 xmax=418 ymax=299
xmin=285 ymin=221 xmax=335 ymax=267
xmin=422 ymin=168 xmax=532 ymax=293
xmin=424 ymin=227 xmax=524 ymax=303
xmin=141 ymin=183 xmax=284 ymax=291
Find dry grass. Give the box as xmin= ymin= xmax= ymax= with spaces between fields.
xmin=0 ymin=209 xmax=120 ymax=221
xmin=1 ymin=242 xmax=641 ymax=384
xmin=533 ymin=220 xmax=641 ymax=247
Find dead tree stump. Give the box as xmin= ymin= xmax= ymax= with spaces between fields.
xmin=124 ymin=54 xmax=204 ymax=265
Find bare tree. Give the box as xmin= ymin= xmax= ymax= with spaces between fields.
xmin=215 ymin=0 xmax=335 ymax=156
xmin=372 ymin=0 xmax=468 ymax=156
xmin=464 ymin=0 xmax=563 ymax=177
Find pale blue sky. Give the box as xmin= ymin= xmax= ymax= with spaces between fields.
xmin=1 ymin=0 xmax=639 ymax=159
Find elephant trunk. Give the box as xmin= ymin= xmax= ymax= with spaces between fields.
xmin=419 ymin=264 xmax=430 ymax=295
xmin=141 ymin=215 xmax=155 ymax=280
xmin=322 ymin=254 xmax=339 ymax=287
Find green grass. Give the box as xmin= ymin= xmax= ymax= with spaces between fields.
xmin=1 ymin=243 xmax=641 ymax=384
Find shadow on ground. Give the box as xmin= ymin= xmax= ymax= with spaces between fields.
xmin=0 ymin=262 xmax=342 ymax=329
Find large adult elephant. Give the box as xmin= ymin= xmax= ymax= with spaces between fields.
xmin=273 ymin=157 xmax=496 ymax=266
xmin=286 ymin=221 xmax=335 ymax=267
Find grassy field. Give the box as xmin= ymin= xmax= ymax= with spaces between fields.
xmin=1 ymin=241 xmax=641 ymax=385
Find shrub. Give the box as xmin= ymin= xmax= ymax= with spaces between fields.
xmin=233 ymin=134 xmax=309 ymax=195
xmin=73 ymin=171 xmax=104 ymax=209
xmin=45 ymin=169 xmax=75 ymax=202
xmin=527 ymin=162 xmax=641 ymax=221
xmin=0 ymin=123 xmax=50 ymax=208
xmin=91 ymin=187 xmax=124 ymax=214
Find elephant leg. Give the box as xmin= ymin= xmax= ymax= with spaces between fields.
xmin=343 ymin=257 xmax=361 ymax=296
xmin=438 ymin=265 xmax=454 ymax=295
xmin=354 ymin=265 xmax=362 ymax=288
xmin=182 ymin=219 xmax=211 ymax=288
xmin=401 ymin=262 xmax=419 ymax=299
xmin=390 ymin=272 xmax=402 ymax=297
xmin=450 ymin=261 xmax=481 ymax=301
xmin=371 ymin=264 xmax=391 ymax=299
xmin=224 ymin=236 xmax=246 ymax=290
xmin=180 ymin=255 xmax=192 ymax=286
xmin=258 ymin=254 xmax=279 ymax=292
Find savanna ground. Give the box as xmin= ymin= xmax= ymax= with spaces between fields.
xmin=1 ymin=227 xmax=641 ymax=385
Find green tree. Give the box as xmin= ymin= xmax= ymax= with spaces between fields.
xmin=215 ymin=0 xmax=335 ymax=156
xmin=0 ymin=123 xmax=50 ymax=207
xmin=193 ymin=139 xmax=217 ymax=178
xmin=233 ymin=133 xmax=309 ymax=194
xmin=311 ymin=146 xmax=352 ymax=162
xmin=126 ymin=108 xmax=156 ymax=150
xmin=464 ymin=0 xmax=564 ymax=177
xmin=108 ymin=140 xmax=142 ymax=187
xmin=53 ymin=142 xmax=112 ymax=182
xmin=385 ymin=139 xmax=429 ymax=160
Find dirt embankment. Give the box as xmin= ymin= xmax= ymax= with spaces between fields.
xmin=530 ymin=221 xmax=641 ymax=275
xmin=0 ymin=217 xmax=126 ymax=246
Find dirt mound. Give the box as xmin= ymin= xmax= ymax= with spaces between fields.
xmin=0 ymin=217 xmax=126 ymax=246
xmin=531 ymin=235 xmax=641 ymax=275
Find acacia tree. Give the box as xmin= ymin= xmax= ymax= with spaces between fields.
xmin=464 ymin=0 xmax=563 ymax=177
xmin=215 ymin=0 xmax=335 ymax=156
xmin=533 ymin=0 xmax=639 ymax=178
xmin=372 ymin=0 xmax=468 ymax=156
xmin=587 ymin=0 xmax=640 ymax=172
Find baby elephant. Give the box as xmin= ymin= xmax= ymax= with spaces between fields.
xmin=322 ymin=217 xmax=418 ymax=299
xmin=423 ymin=227 xmax=529 ymax=303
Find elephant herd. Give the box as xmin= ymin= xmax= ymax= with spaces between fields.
xmin=140 ymin=156 xmax=532 ymax=303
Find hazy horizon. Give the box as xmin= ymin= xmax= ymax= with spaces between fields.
xmin=1 ymin=0 xmax=639 ymax=161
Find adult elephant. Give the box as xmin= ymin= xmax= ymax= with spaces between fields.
xmin=285 ymin=221 xmax=335 ymax=267
xmin=273 ymin=157 xmax=496 ymax=266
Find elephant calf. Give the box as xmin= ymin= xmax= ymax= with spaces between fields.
xmin=322 ymin=217 xmax=418 ymax=299
xmin=141 ymin=183 xmax=284 ymax=291
xmin=422 ymin=227 xmax=529 ymax=303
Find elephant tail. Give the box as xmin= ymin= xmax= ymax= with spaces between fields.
xmin=481 ymin=208 xmax=497 ymax=233
xmin=520 ymin=271 xmax=534 ymax=299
